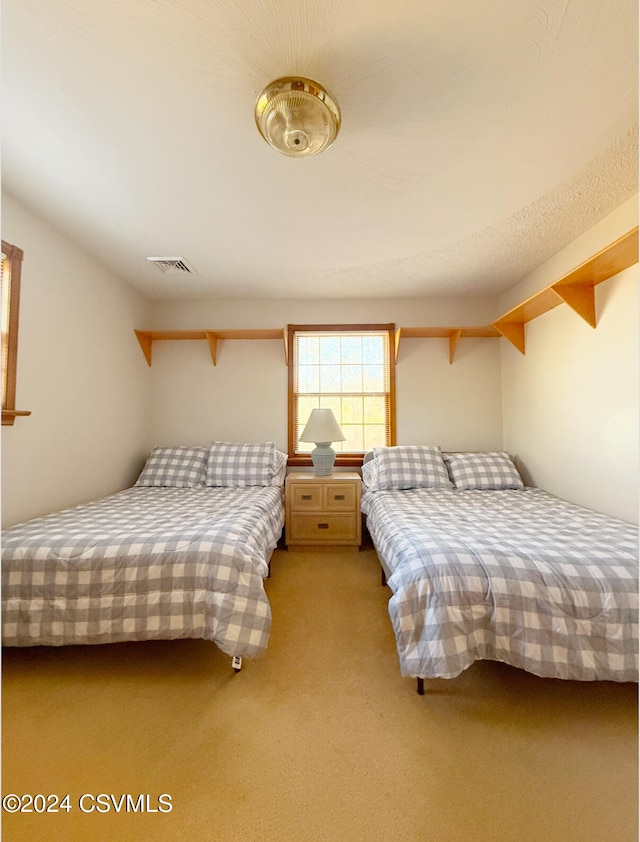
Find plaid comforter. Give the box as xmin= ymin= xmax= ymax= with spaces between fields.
xmin=2 ymin=486 xmax=284 ymax=658
xmin=361 ymin=487 xmax=638 ymax=682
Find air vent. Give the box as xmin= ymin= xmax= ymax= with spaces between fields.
xmin=146 ymin=256 xmax=197 ymax=275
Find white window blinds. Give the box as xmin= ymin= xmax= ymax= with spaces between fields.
xmin=292 ymin=328 xmax=393 ymax=454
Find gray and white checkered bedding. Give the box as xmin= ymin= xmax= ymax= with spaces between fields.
xmin=2 ymin=485 xmax=284 ymax=658
xmin=361 ymin=487 xmax=638 ymax=682
xmin=207 ymin=441 xmax=276 ymax=487
xmin=443 ymin=451 xmax=524 ymax=489
xmin=136 ymin=446 xmax=208 ymax=487
xmin=372 ymin=445 xmax=452 ymax=490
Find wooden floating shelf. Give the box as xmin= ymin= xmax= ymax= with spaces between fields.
xmin=493 ymin=226 xmax=638 ymax=354
xmin=2 ymin=408 xmax=32 ymax=426
xmin=134 ymin=227 xmax=638 ymax=366
xmin=134 ymin=329 xmax=289 ymax=366
xmin=395 ymin=325 xmax=501 ymax=364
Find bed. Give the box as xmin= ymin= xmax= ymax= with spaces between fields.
xmin=2 ymin=442 xmax=286 ymax=671
xmin=361 ymin=446 xmax=639 ymax=693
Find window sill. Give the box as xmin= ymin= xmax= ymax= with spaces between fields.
xmin=2 ymin=409 xmax=32 ymax=426
xmin=288 ymin=454 xmax=365 ymax=468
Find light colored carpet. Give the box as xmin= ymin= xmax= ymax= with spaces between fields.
xmin=2 ymin=547 xmax=637 ymax=841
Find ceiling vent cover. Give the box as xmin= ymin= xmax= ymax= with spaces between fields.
xmin=146 ymin=256 xmax=197 ymax=275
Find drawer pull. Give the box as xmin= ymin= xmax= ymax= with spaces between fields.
xmin=301 ymin=494 xmax=313 ymax=500
xmin=317 ymin=523 xmax=329 ymax=529
xmin=333 ymin=494 xmax=345 ymax=500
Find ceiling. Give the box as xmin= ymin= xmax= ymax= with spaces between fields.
xmin=2 ymin=0 xmax=638 ymax=301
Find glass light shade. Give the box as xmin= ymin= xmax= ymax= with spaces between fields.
xmin=255 ymin=77 xmax=341 ymax=158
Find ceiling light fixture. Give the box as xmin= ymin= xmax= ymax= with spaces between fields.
xmin=254 ymin=76 xmax=341 ymax=158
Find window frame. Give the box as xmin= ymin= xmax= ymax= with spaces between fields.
xmin=287 ymin=323 xmax=396 ymax=467
xmin=2 ymin=240 xmax=30 ymax=426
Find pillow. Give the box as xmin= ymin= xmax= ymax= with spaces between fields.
xmin=361 ymin=458 xmax=378 ymax=489
xmin=372 ymin=445 xmax=452 ymax=490
xmin=270 ymin=450 xmax=288 ymax=486
xmin=443 ymin=451 xmax=524 ymax=490
xmin=206 ymin=441 xmax=277 ymax=487
xmin=135 ymin=446 xmax=208 ymax=488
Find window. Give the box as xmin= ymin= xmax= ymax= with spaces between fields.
xmin=1 ymin=240 xmax=30 ymax=425
xmin=288 ymin=324 xmax=396 ymax=465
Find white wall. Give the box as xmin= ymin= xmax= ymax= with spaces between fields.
xmin=145 ymin=297 xmax=504 ymax=453
xmin=1 ymin=192 xmax=151 ymax=527
xmin=3 ymin=190 xmax=635 ymax=527
xmin=501 ymin=198 xmax=638 ymax=523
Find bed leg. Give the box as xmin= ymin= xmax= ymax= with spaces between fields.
xmin=232 ymin=656 xmax=243 ymax=673
xmin=416 ymin=678 xmax=425 ymax=695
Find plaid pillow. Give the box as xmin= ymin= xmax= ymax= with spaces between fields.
xmin=206 ymin=441 xmax=276 ymax=487
xmin=270 ymin=450 xmax=288 ymax=486
xmin=361 ymin=459 xmax=378 ymax=489
xmin=443 ymin=452 xmax=524 ymax=490
xmin=135 ymin=446 xmax=208 ymax=488
xmin=373 ymin=445 xmax=452 ymax=490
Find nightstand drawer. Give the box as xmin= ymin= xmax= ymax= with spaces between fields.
xmin=323 ymin=483 xmax=357 ymax=511
xmin=287 ymin=513 xmax=359 ymax=545
xmin=290 ymin=483 xmax=357 ymax=511
xmin=290 ymin=484 xmax=323 ymax=510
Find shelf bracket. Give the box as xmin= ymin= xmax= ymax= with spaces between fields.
xmin=551 ymin=282 xmax=597 ymax=328
xmin=135 ymin=330 xmax=153 ymax=366
xmin=394 ymin=327 xmax=402 ymax=363
xmin=448 ymin=329 xmax=462 ymax=364
xmin=494 ymin=320 xmax=526 ymax=354
xmin=205 ymin=332 xmax=218 ymax=366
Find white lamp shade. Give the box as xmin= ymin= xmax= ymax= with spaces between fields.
xmin=299 ymin=408 xmax=346 ymax=443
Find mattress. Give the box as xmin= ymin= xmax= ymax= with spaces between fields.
xmin=2 ymin=485 xmax=284 ymax=658
xmin=361 ymin=487 xmax=639 ymax=682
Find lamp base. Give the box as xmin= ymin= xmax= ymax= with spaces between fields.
xmin=310 ymin=442 xmax=335 ymax=476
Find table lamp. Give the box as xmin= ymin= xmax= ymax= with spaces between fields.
xmin=299 ymin=408 xmax=346 ymax=476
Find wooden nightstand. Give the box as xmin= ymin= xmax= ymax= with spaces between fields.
xmin=285 ymin=472 xmax=362 ymax=547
